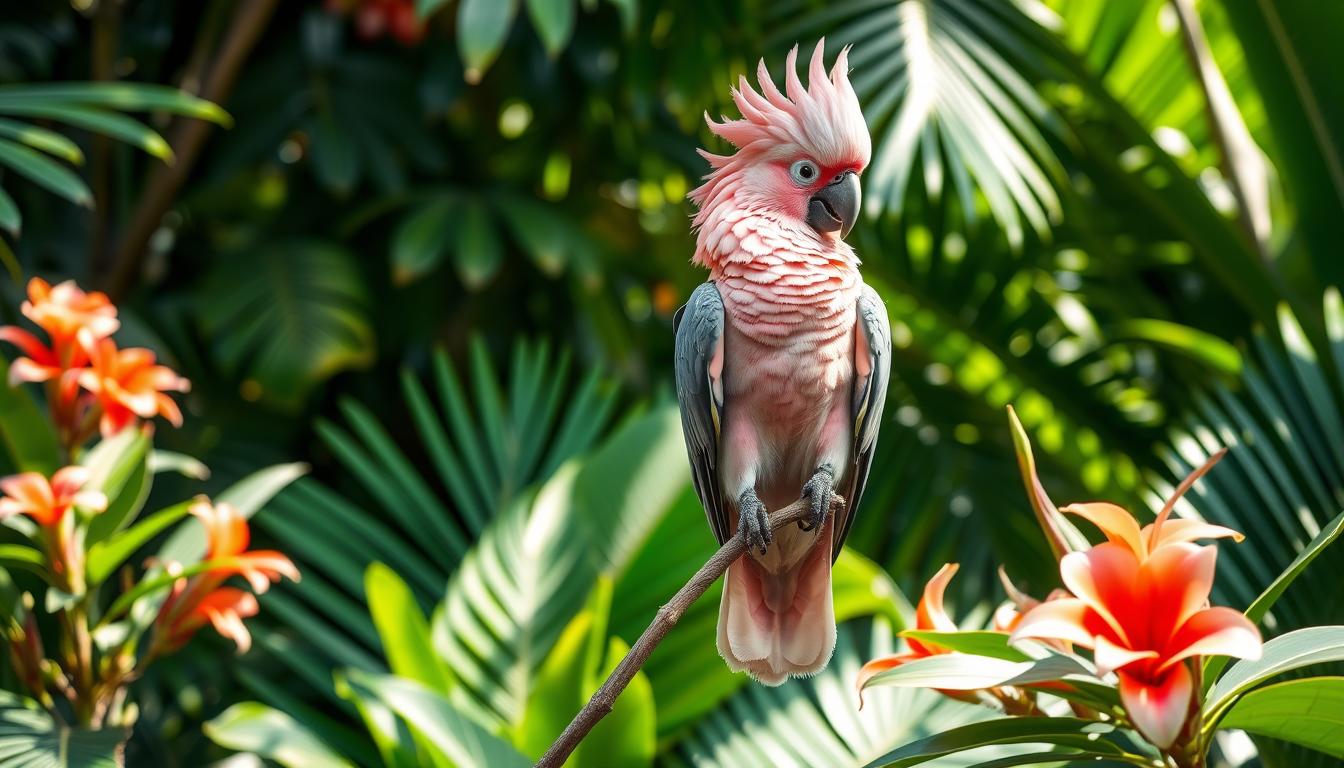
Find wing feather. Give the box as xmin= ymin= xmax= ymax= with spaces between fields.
xmin=674 ymin=282 xmax=730 ymax=544
xmin=835 ymin=283 xmax=891 ymax=556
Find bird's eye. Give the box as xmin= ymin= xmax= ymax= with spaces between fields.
xmin=789 ymin=159 xmax=819 ymax=185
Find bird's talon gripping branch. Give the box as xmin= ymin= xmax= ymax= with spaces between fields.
xmin=738 ymin=488 xmax=771 ymax=555
xmin=799 ymin=464 xmax=835 ymax=532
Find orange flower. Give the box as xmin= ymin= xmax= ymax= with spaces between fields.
xmin=78 ymin=338 xmax=190 ymax=437
xmin=856 ymin=564 xmax=961 ymax=700
xmin=0 ymin=278 xmax=118 ymax=384
xmin=0 ymin=466 xmax=107 ymax=527
xmin=1062 ymin=501 xmax=1242 ymax=562
xmin=1010 ymin=529 xmax=1261 ymax=748
xmin=153 ymin=501 xmax=299 ymax=655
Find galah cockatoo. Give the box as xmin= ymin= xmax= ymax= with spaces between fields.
xmin=674 ymin=40 xmax=891 ymax=685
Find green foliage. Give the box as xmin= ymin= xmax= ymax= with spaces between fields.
xmin=205 ymin=703 xmax=355 ymax=768
xmin=1218 ymin=677 xmax=1344 ymax=760
xmin=0 ymin=692 xmax=124 ymax=768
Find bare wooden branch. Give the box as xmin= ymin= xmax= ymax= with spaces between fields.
xmin=535 ymin=494 xmax=845 ymax=768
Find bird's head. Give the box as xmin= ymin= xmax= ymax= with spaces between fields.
xmin=689 ymin=40 xmax=871 ymax=246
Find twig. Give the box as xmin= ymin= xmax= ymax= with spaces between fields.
xmin=536 ymin=494 xmax=845 ymax=768
xmin=103 ymin=0 xmax=278 ymax=299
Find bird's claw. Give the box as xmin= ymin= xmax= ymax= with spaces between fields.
xmin=799 ymin=465 xmax=835 ymax=532
xmin=738 ymin=488 xmax=771 ymax=556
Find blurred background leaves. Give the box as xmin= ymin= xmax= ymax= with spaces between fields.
xmin=2 ymin=0 xmax=1344 ymax=765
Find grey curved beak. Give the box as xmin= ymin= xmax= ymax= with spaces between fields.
xmin=806 ymin=171 xmax=861 ymax=238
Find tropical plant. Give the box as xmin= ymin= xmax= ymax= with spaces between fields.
xmin=0 ymin=277 xmax=305 ymax=763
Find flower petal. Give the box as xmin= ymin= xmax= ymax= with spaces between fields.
xmin=1009 ymin=597 xmax=1099 ymax=649
xmin=1158 ymin=606 xmax=1262 ymax=673
xmin=1119 ymin=664 xmax=1193 ymax=749
xmin=1145 ymin=518 xmax=1244 ymax=549
xmin=1093 ymin=634 xmax=1158 ymax=677
xmin=1064 ymin=502 xmax=1146 ymax=558
xmin=1059 ymin=544 xmax=1142 ymax=647
xmin=1143 ymin=543 xmax=1216 ymax=649
xmin=50 ymin=466 xmax=91 ymax=497
xmin=909 ymin=563 xmax=959 ymax=653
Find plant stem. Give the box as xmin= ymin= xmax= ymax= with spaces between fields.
xmin=535 ymin=495 xmax=842 ymax=768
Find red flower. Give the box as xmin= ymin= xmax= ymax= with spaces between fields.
xmin=153 ymin=501 xmax=299 ymax=655
xmin=78 ymin=339 xmax=190 ymax=437
xmin=0 ymin=466 xmax=106 ymax=527
xmin=856 ymin=563 xmax=962 ymax=703
xmin=0 ymin=277 xmax=118 ymax=385
xmin=1010 ymin=523 xmax=1262 ymax=748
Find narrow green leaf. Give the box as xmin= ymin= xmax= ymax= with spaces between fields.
xmin=0 ymin=185 xmax=19 ymax=235
xmin=1205 ymin=626 xmax=1344 ymax=727
xmin=0 ymin=103 xmax=173 ymax=161
xmin=0 ymin=82 xmax=231 ymax=125
xmin=898 ymin=631 xmax=1031 ymax=662
xmin=148 ymin=450 xmax=210 ymax=479
xmin=1005 ymin=405 xmax=1089 ymax=557
xmin=310 ymin=109 xmax=360 ymax=193
xmin=0 ymin=137 xmax=91 ymax=206
xmin=456 ymin=0 xmax=519 ymax=84
xmin=0 ymin=363 xmax=61 ymax=473
xmin=865 ymin=718 xmax=1131 ymax=768
xmin=82 ymin=429 xmax=152 ymax=548
xmin=860 ymin=653 xmax=1091 ymax=692
xmin=1111 ymin=319 xmax=1242 ymax=375
xmin=205 ymin=702 xmax=355 ymax=768
xmin=0 ymin=117 xmax=83 ymax=163
xmin=86 ymin=501 xmax=193 ymax=586
xmin=0 ymin=543 xmax=44 ymax=576
xmin=365 ymin=562 xmax=455 ymax=694
xmin=1217 ymin=677 xmax=1344 ymax=760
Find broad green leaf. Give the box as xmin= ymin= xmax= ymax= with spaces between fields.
xmin=0 ymin=82 xmax=230 ymax=125
xmin=366 ymin=562 xmax=454 ymax=694
xmin=345 ymin=671 xmax=530 ymax=768
xmin=0 ymin=137 xmax=91 ymax=206
xmin=0 ymin=365 xmax=60 ymax=474
xmin=866 ymin=718 xmax=1133 ymax=768
xmin=86 ymin=500 xmax=193 ymax=586
xmin=860 ymin=652 xmax=1090 ymax=692
xmin=454 ymin=200 xmax=503 ymax=290
xmin=526 ymin=0 xmax=575 ymax=57
xmin=1205 ymin=626 xmax=1344 ymax=727
xmin=156 ymin=462 xmax=307 ymax=565
xmin=834 ymin=548 xmax=908 ymax=631
xmin=899 ymin=631 xmax=1031 ymax=662
xmin=573 ymin=636 xmax=655 ymax=768
xmin=517 ymin=606 xmax=595 ymax=759
xmin=456 ymin=0 xmax=519 ymax=84
xmin=205 ymin=702 xmax=355 ymax=768
xmin=335 ymin=671 xmax=422 ymax=768
xmin=82 ymin=429 xmax=152 ymax=548
xmin=0 ymin=117 xmax=83 ymax=163
xmin=1218 ymin=676 xmax=1344 ymax=760
xmin=1204 ymin=511 xmax=1344 ymax=688
xmin=198 ymin=241 xmax=374 ymax=410
xmin=0 ymin=690 xmax=126 ymax=767
xmin=391 ymin=196 xmax=457 ymax=286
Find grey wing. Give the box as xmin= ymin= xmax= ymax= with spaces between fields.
xmin=673 ymin=282 xmax=730 ymax=545
xmin=835 ymin=283 xmax=892 ymax=557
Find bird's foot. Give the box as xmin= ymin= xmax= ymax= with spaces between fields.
xmin=738 ymin=488 xmax=771 ymax=556
xmin=799 ymin=465 xmax=835 ymax=532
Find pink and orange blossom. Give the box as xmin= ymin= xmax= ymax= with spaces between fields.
xmin=0 ymin=466 xmax=107 ymax=527
xmin=78 ymin=338 xmax=190 ymax=438
xmin=0 ymin=278 xmax=118 ymax=385
xmin=152 ymin=500 xmax=299 ymax=655
xmin=1010 ymin=518 xmax=1261 ymax=748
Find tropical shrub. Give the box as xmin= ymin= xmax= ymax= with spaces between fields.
xmin=0 ymin=277 xmax=303 ymax=762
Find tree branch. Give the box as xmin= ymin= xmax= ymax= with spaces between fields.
xmin=536 ymin=494 xmax=845 ymax=768
xmin=103 ymin=0 xmax=278 ymax=300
